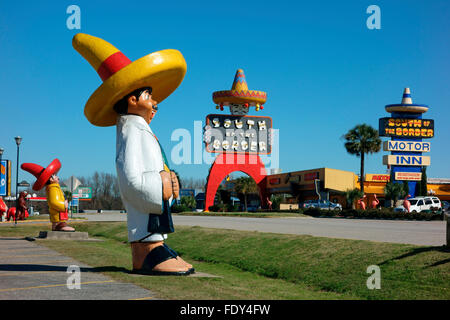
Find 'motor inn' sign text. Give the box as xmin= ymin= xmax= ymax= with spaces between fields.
xmin=383 ymin=155 xmax=431 ymax=166
xmin=383 ymin=141 xmax=431 ymax=153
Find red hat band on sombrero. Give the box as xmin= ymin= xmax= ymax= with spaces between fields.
xmin=97 ymin=51 xmax=132 ymax=81
xmin=21 ymin=159 xmax=61 ymax=191
xmin=73 ymin=34 xmax=132 ymax=82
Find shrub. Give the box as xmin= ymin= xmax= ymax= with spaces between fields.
xmin=323 ymin=209 xmax=337 ymax=217
xmin=303 ymin=208 xmax=321 ymax=217
xmin=180 ymin=196 xmax=196 ymax=210
xmin=226 ymin=203 xmax=239 ymax=212
xmin=343 ymin=209 xmax=358 ymax=218
xmin=300 ymin=206 xmax=443 ymax=221
xmin=171 ymin=204 xmax=190 ymax=213
xmin=208 ymin=204 xmax=226 ymax=212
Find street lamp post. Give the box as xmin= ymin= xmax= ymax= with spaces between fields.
xmin=14 ymin=136 xmax=22 ymax=225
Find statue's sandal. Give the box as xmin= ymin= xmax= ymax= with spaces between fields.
xmin=52 ymin=222 xmax=75 ymax=232
xmin=163 ymin=243 xmax=195 ymax=274
xmin=131 ymin=244 xmax=193 ymax=276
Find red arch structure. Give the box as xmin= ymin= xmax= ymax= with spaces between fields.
xmin=204 ymin=153 xmax=268 ymax=212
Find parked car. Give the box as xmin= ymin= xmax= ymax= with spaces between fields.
xmin=442 ymin=201 xmax=450 ymax=212
xmin=246 ymin=205 xmax=259 ymax=212
xmin=394 ymin=196 xmax=442 ymax=213
xmin=301 ymin=200 xmax=342 ymax=211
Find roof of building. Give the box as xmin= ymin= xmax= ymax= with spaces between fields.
xmin=428 ymin=178 xmax=450 ymax=185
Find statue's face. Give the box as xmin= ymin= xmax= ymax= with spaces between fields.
xmin=230 ymin=103 xmax=249 ymax=115
xmin=138 ymin=90 xmax=158 ymax=123
xmin=128 ymin=89 xmax=158 ymax=124
xmin=49 ymin=174 xmax=59 ymax=184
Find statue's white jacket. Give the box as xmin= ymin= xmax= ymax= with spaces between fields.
xmin=115 ymin=114 xmax=164 ymax=242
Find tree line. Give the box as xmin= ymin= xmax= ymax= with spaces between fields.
xmin=13 ymin=172 xmax=207 ymax=214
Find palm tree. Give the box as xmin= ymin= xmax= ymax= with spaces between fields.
xmin=234 ymin=177 xmax=258 ymax=212
xmin=343 ymin=124 xmax=381 ymax=193
xmin=418 ymin=167 xmax=428 ymax=196
xmin=345 ymin=188 xmax=363 ymax=209
xmin=384 ymin=182 xmax=405 ymax=207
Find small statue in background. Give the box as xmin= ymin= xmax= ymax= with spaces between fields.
xmin=371 ymin=194 xmax=380 ymax=209
xmin=403 ymin=194 xmax=411 ymax=213
xmin=6 ymin=207 xmax=15 ymax=221
xmin=358 ymin=194 xmax=366 ymax=210
xmin=16 ymin=191 xmax=28 ymax=220
xmin=267 ymin=197 xmax=273 ymax=211
xmin=0 ymin=196 xmax=8 ymax=222
xmin=21 ymin=159 xmax=75 ymax=231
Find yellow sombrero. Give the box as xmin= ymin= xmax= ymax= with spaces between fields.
xmin=72 ymin=33 xmax=187 ymax=127
xmin=213 ymin=69 xmax=267 ymax=110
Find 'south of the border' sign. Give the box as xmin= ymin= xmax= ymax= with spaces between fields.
xmin=383 ymin=155 xmax=430 ymax=166
xmin=379 ymin=117 xmax=434 ymax=138
xmin=204 ymin=114 xmax=272 ymax=154
xmin=383 ymin=141 xmax=431 ymax=152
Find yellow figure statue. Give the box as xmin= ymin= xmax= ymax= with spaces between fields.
xmin=21 ymin=159 xmax=75 ymax=231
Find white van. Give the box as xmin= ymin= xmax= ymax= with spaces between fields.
xmin=395 ymin=196 xmax=442 ymax=213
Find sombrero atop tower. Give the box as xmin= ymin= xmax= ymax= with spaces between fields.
xmin=385 ymin=88 xmax=429 ymax=114
xmin=72 ymin=33 xmax=187 ymax=127
xmin=213 ymin=69 xmax=267 ymax=110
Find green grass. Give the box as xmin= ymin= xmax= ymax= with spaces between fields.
xmin=22 ymin=214 xmax=86 ymax=221
xmin=0 ymin=222 xmax=448 ymax=300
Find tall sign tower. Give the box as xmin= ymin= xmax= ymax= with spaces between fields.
xmin=203 ymin=69 xmax=272 ymax=211
xmin=379 ymin=88 xmax=434 ymax=196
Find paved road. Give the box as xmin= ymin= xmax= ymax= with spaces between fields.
xmin=78 ymin=213 xmax=447 ymax=246
xmin=0 ymin=237 xmax=157 ymax=300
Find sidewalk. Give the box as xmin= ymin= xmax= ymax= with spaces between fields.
xmin=0 ymin=237 xmax=157 ymax=300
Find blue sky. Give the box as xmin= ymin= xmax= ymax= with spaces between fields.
xmin=1 ymin=0 xmax=449 ymax=191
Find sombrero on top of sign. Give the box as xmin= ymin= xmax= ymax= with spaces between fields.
xmin=213 ymin=69 xmax=267 ymax=111
xmin=72 ymin=33 xmax=187 ymax=127
xmin=385 ymin=88 xmax=429 ymax=114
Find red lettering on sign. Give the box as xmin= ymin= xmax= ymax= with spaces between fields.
xmin=304 ymin=172 xmax=319 ymax=181
xmin=269 ymin=178 xmax=280 ymax=185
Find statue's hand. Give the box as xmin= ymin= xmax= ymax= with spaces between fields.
xmin=160 ymin=171 xmax=173 ymax=201
xmin=170 ymin=171 xmax=179 ymax=199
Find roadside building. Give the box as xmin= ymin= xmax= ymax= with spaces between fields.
xmin=265 ymin=168 xmax=450 ymax=208
xmin=426 ymin=178 xmax=450 ymax=201
xmin=266 ymin=168 xmax=355 ymax=207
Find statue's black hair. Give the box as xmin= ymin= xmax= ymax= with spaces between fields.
xmin=113 ymin=87 xmax=153 ymax=115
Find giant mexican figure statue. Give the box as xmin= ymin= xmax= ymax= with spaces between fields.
xmin=21 ymin=159 xmax=75 ymax=232
xmin=72 ymin=33 xmax=193 ymax=275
